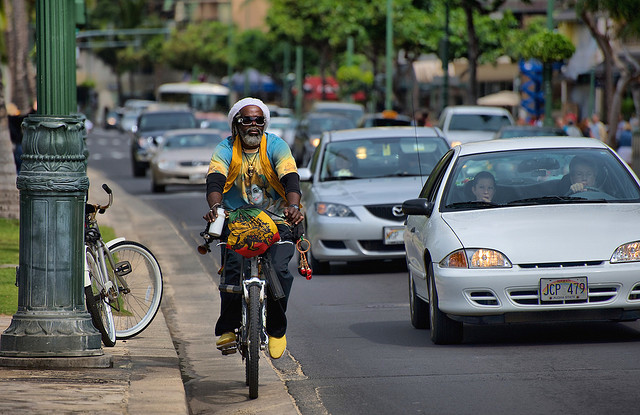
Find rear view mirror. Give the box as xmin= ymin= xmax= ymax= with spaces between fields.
xmin=298 ymin=167 xmax=312 ymax=182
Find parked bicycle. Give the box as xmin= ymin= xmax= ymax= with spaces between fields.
xmin=84 ymin=183 xmax=163 ymax=346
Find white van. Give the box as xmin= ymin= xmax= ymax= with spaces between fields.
xmin=438 ymin=105 xmax=514 ymax=147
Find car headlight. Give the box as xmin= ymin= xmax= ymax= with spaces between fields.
xmin=315 ymin=202 xmax=355 ymax=217
xmin=440 ymin=248 xmax=512 ymax=268
xmin=137 ymin=136 xmax=154 ymax=148
xmin=611 ymin=241 xmax=640 ymax=263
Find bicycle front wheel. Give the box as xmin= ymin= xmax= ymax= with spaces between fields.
xmin=85 ymin=249 xmax=116 ymax=347
xmin=246 ymin=284 xmax=261 ymax=399
xmin=109 ymin=241 xmax=163 ymax=339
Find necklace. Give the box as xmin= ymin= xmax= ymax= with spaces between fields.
xmin=243 ymin=151 xmax=259 ymax=179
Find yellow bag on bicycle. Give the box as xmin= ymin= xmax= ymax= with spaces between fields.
xmin=227 ymin=206 xmax=280 ymax=258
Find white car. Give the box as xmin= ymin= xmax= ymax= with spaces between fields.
xmin=299 ymin=127 xmax=450 ymax=274
xmin=438 ymin=105 xmax=514 ymax=147
xmin=403 ymin=137 xmax=640 ymax=344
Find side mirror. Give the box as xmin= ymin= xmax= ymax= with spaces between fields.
xmin=298 ymin=167 xmax=312 ymax=182
xmin=402 ymin=198 xmax=433 ymax=216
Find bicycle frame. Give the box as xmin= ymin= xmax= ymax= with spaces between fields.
xmin=84 ymin=237 xmax=130 ymax=305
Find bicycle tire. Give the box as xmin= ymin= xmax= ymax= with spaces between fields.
xmin=108 ymin=241 xmax=163 ymax=339
xmin=85 ymin=250 xmax=116 ymax=347
xmin=246 ymin=284 xmax=261 ymax=399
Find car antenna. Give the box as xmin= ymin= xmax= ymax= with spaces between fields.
xmin=410 ymin=86 xmax=426 ymax=188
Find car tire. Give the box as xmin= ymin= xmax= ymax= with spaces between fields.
xmin=132 ymin=159 xmax=146 ymax=177
xmin=308 ymin=248 xmax=330 ymax=275
xmin=409 ymin=268 xmax=429 ymax=329
xmin=151 ymin=179 xmax=165 ymax=193
xmin=428 ymin=264 xmax=463 ymax=345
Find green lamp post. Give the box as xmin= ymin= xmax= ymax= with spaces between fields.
xmin=0 ymin=0 xmax=107 ymax=364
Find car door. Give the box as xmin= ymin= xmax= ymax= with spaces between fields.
xmin=405 ymin=149 xmax=454 ymax=300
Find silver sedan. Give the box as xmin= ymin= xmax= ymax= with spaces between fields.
xmin=403 ymin=136 xmax=640 ymax=344
xmin=299 ymin=127 xmax=450 ymax=274
xmin=149 ymin=129 xmax=223 ymax=193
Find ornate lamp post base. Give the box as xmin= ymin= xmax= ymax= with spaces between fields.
xmin=0 ymin=115 xmax=107 ymax=366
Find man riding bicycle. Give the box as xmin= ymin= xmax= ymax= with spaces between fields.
xmin=203 ymin=97 xmax=304 ymax=359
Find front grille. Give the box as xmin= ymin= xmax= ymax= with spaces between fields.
xmin=508 ymin=285 xmax=619 ymax=306
xmin=179 ymin=161 xmax=209 ymax=167
xmin=467 ymin=291 xmax=500 ymax=306
xmin=321 ymin=240 xmax=346 ymax=249
xmin=359 ymin=240 xmax=405 ymax=252
xmin=365 ymin=204 xmax=406 ymax=222
xmin=628 ymin=283 xmax=640 ymax=300
xmin=519 ymin=261 xmax=604 ymax=269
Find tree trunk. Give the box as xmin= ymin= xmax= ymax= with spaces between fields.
xmin=580 ymin=10 xmax=616 ymax=147
xmin=463 ymin=4 xmax=478 ymax=105
xmin=7 ymin=0 xmax=33 ymax=113
xmin=0 ymin=65 xmax=20 ymax=220
xmin=0 ymin=0 xmax=22 ymax=219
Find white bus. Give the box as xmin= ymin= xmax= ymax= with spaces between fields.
xmin=156 ymin=82 xmax=230 ymax=113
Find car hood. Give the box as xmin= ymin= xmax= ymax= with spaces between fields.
xmin=154 ymin=147 xmax=214 ymax=162
xmin=441 ymin=204 xmax=640 ymax=263
xmin=310 ymin=176 xmax=424 ymax=205
xmin=137 ymin=129 xmax=169 ymax=137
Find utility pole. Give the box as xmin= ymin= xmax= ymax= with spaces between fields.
xmin=385 ymin=0 xmax=393 ymax=110
xmin=295 ymin=46 xmax=303 ymax=119
xmin=442 ymin=0 xmax=450 ymax=112
xmin=543 ymin=0 xmax=555 ymax=127
xmin=0 ymin=0 xmax=108 ymax=367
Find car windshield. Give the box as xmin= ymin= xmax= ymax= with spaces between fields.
xmin=498 ymin=128 xmax=566 ymax=138
xmin=139 ymin=113 xmax=197 ymax=132
xmin=163 ymin=133 xmax=222 ymax=149
xmin=449 ymin=114 xmax=512 ymax=132
xmin=441 ymin=147 xmax=640 ymax=211
xmin=307 ymin=116 xmax=355 ymax=135
xmin=319 ymin=136 xmax=449 ymax=182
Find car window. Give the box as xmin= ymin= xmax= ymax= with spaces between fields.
xmin=164 ymin=133 xmax=222 ymax=149
xmin=440 ymin=147 xmax=640 ymax=211
xmin=319 ymin=136 xmax=450 ymax=182
xmin=419 ymin=149 xmax=454 ymax=200
xmin=139 ymin=112 xmax=197 ymax=132
xmin=307 ymin=117 xmax=355 ymax=135
xmin=448 ymin=114 xmax=512 ymax=132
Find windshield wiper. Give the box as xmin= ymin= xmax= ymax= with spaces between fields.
xmin=383 ymin=172 xmax=422 ymax=177
xmin=506 ymin=196 xmax=608 ymax=206
xmin=445 ymin=201 xmax=500 ymax=209
xmin=322 ymin=176 xmax=360 ymax=182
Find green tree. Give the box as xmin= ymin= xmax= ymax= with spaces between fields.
xmin=572 ymin=0 xmax=640 ymax=146
xmin=162 ymin=21 xmax=231 ymax=80
xmin=267 ymin=0 xmax=337 ymax=101
xmin=86 ymin=0 xmax=153 ymax=103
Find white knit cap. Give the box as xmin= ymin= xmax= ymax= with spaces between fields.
xmin=227 ymin=97 xmax=270 ymax=130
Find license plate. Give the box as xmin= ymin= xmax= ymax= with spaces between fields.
xmin=540 ymin=277 xmax=588 ymax=301
xmin=383 ymin=226 xmax=405 ymax=245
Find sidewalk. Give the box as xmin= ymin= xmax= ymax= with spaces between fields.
xmin=0 ymin=167 xmax=300 ymax=414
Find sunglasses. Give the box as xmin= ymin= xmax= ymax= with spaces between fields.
xmin=237 ymin=116 xmax=265 ymax=126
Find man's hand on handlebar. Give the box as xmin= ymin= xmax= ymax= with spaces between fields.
xmin=285 ymin=205 xmax=304 ymax=225
xmin=203 ymin=206 xmax=221 ymax=223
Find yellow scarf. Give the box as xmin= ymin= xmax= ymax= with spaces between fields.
xmin=224 ymin=134 xmax=287 ymax=200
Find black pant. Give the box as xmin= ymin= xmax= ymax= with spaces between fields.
xmin=215 ymin=224 xmax=295 ymax=338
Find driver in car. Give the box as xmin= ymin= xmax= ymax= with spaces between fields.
xmin=567 ymin=156 xmax=598 ymax=194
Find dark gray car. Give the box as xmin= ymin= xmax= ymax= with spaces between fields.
xmin=130 ymin=108 xmax=198 ymax=177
